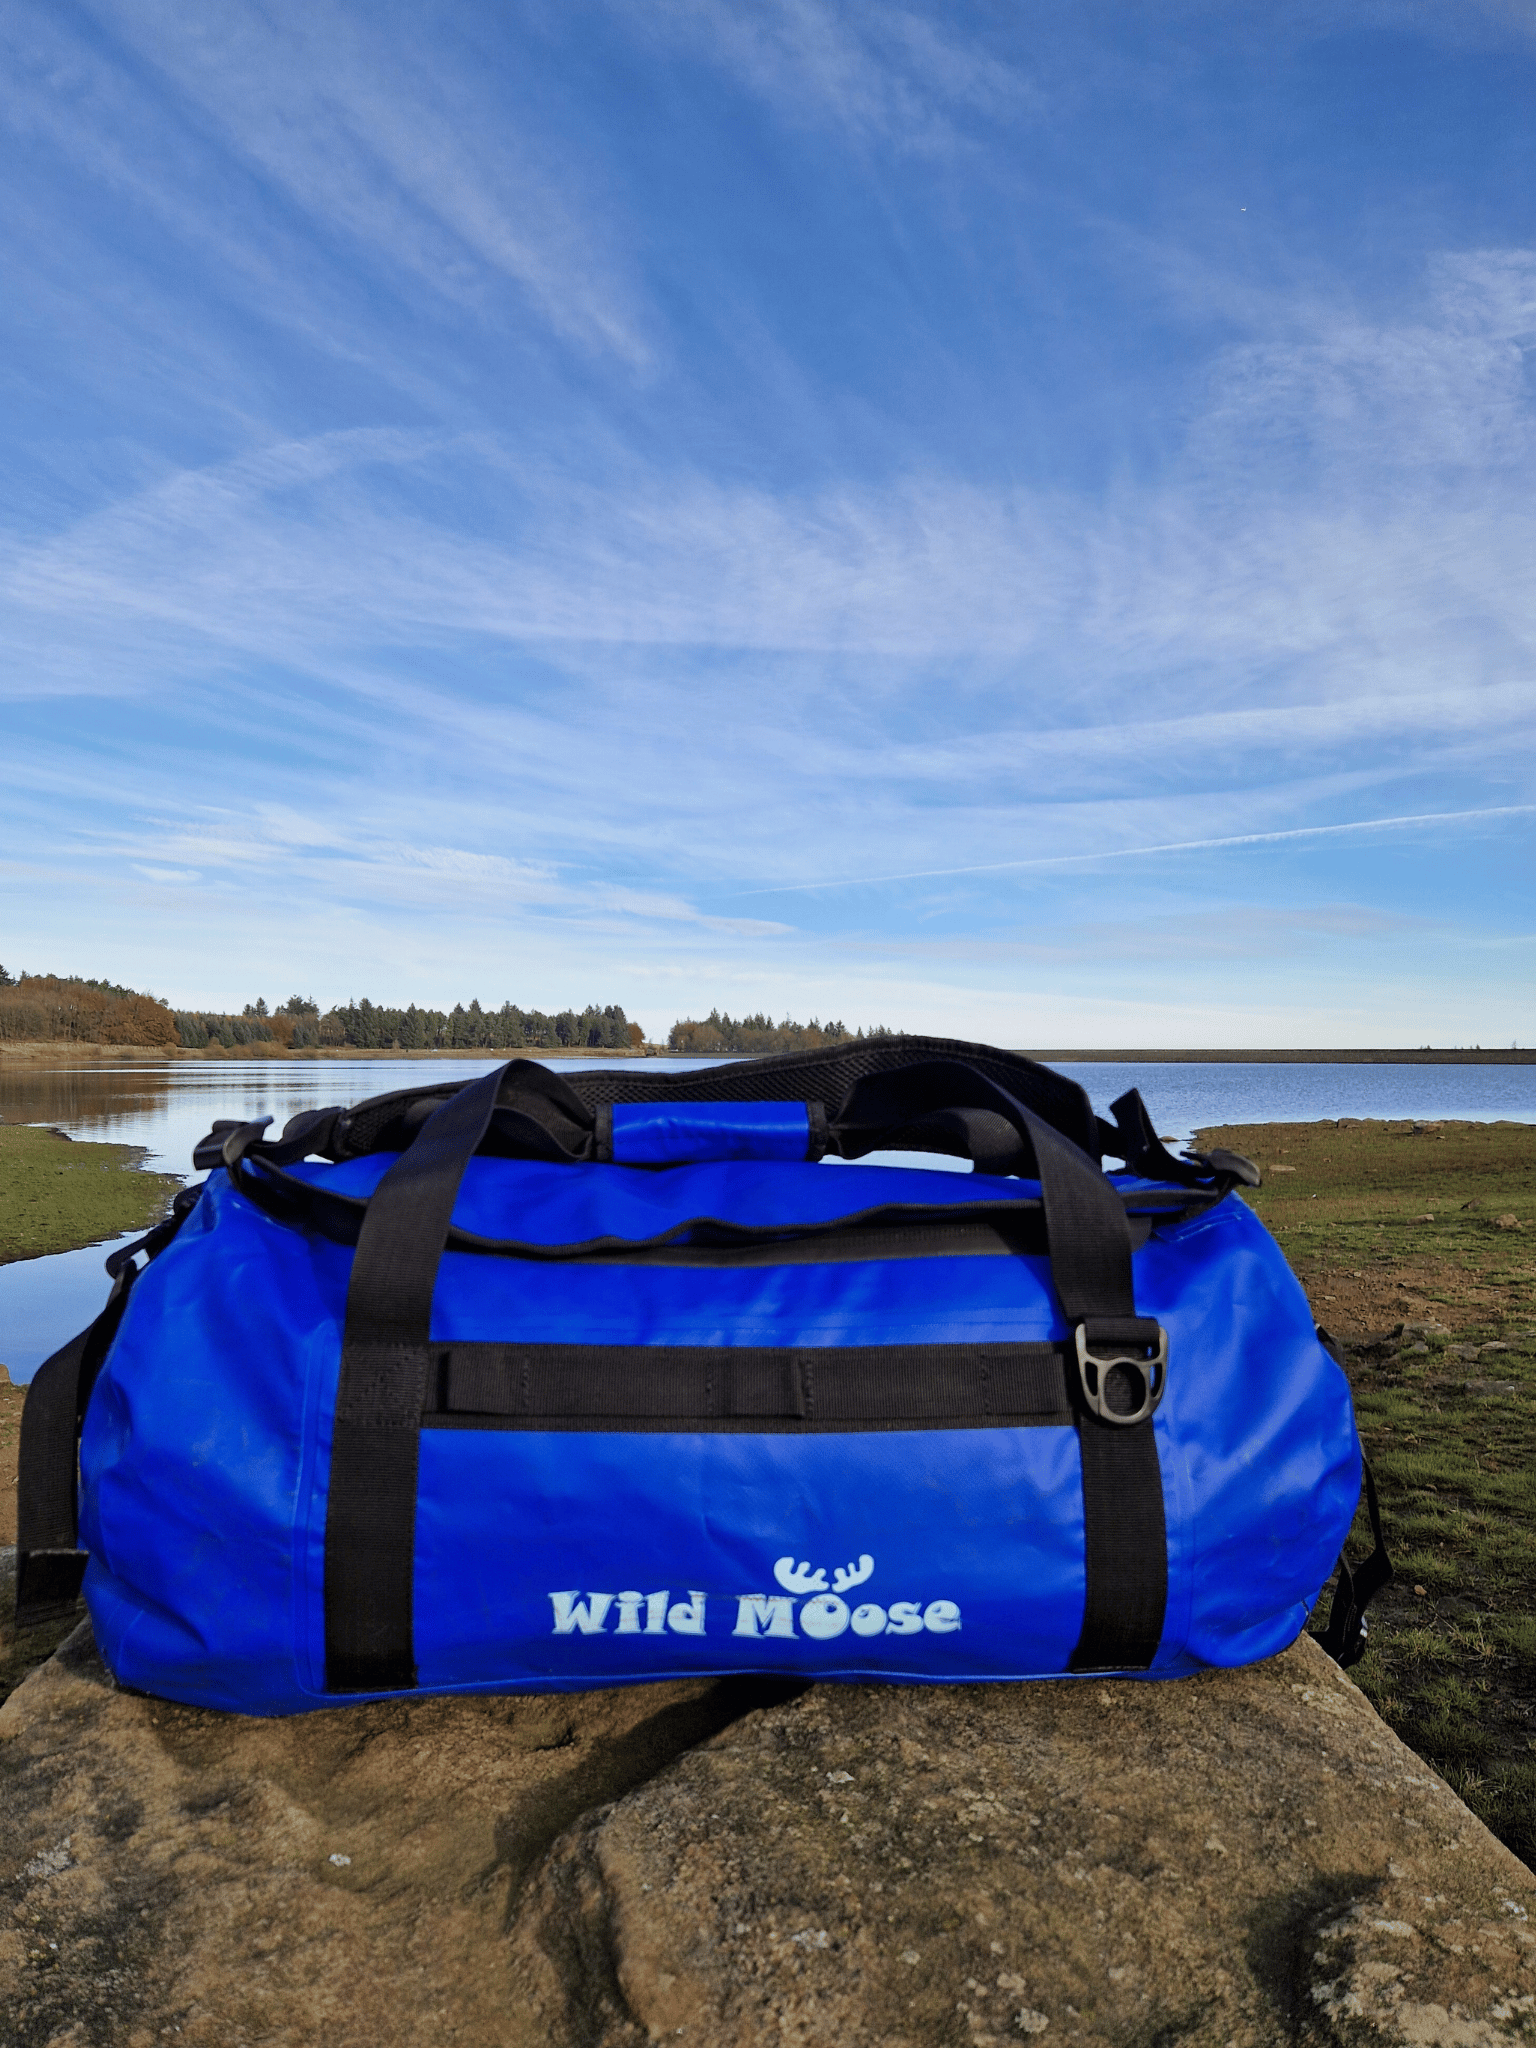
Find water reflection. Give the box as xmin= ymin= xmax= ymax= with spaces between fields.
xmin=0 ymin=1062 xmax=195 ymax=1135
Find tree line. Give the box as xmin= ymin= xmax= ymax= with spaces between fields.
xmin=1 ymin=969 xmax=899 ymax=1055
xmin=667 ymin=1011 xmax=894 ymax=1055
xmin=175 ymin=998 xmax=643 ymax=1052
xmin=0 ymin=972 xmax=178 ymax=1045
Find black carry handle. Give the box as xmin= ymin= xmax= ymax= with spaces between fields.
xmin=322 ymin=1056 xmax=1171 ymax=1693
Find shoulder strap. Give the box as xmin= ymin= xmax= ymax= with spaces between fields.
xmin=14 ymin=1272 xmax=135 ymax=1624
xmin=14 ymin=1190 xmax=203 ymax=1627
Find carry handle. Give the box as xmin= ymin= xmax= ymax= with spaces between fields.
xmin=599 ymin=1099 xmax=826 ymax=1166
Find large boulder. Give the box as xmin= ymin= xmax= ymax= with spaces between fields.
xmin=2 ymin=1612 xmax=1532 ymax=2047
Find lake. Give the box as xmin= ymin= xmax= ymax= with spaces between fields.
xmin=4 ymin=1054 xmax=1534 ymax=1382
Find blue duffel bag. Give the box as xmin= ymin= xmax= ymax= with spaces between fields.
xmin=16 ymin=1038 xmax=1387 ymax=1715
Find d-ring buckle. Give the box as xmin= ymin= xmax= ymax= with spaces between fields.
xmin=1074 ymin=1321 xmax=1168 ymax=1426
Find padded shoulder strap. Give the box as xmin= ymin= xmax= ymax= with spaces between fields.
xmin=272 ymin=1036 xmax=1105 ymax=1169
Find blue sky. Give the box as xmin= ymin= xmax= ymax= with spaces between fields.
xmin=2 ymin=0 xmax=1533 ymax=1045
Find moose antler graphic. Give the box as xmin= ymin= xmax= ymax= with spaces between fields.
xmin=832 ymin=1554 xmax=875 ymax=1593
xmin=773 ymin=1557 xmax=828 ymax=1594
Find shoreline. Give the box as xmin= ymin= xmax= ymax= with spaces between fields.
xmin=0 ymin=1040 xmax=1530 ymax=1069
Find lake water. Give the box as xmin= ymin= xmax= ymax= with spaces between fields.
xmin=4 ymin=1054 xmax=1534 ymax=1382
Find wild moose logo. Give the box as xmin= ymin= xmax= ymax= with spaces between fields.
xmin=548 ymin=1550 xmax=960 ymax=1642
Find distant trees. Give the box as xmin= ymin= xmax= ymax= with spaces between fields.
xmin=1 ymin=973 xmax=897 ymax=1056
xmin=169 ymin=996 xmax=644 ymax=1052
xmin=311 ymin=999 xmax=641 ymax=1052
xmin=174 ymin=1012 xmax=280 ymax=1049
xmin=667 ymin=1011 xmax=895 ymax=1055
xmin=0 ymin=974 xmax=178 ymax=1045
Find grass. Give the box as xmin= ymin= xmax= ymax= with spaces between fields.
xmin=1201 ymin=1117 xmax=1536 ymax=1865
xmin=0 ymin=1120 xmax=182 ymax=1264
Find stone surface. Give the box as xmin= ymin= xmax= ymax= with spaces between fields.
xmin=2 ymin=1621 xmax=1533 ymax=2047
xmin=506 ymin=1633 xmax=1536 ymax=2047
xmin=0 ymin=1616 xmax=795 ymax=2048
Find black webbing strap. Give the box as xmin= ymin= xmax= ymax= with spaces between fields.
xmin=425 ymin=1339 xmax=1075 ymax=1427
xmin=1018 ymin=1098 xmax=1168 ymax=1671
xmin=1313 ymin=1458 xmax=1392 ymax=1669
xmin=324 ymin=1064 xmax=509 ymax=1692
xmin=15 ymin=1266 xmax=137 ymax=1624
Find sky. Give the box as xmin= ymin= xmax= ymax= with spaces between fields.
xmin=1 ymin=0 xmax=1533 ymax=1046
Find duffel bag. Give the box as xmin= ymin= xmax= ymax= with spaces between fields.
xmin=16 ymin=1036 xmax=1387 ymax=1715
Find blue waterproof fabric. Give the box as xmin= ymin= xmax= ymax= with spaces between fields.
xmin=76 ymin=1152 xmax=1361 ymax=1715
xmin=610 ymin=1099 xmax=811 ymax=1164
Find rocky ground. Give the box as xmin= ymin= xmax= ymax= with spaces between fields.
xmin=3 ymin=1589 xmax=1534 ymax=2047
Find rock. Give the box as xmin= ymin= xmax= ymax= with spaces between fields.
xmin=1463 ymin=1380 xmax=1520 ymax=1399
xmin=4 ymin=1614 xmax=1529 ymax=2047
xmin=505 ymin=1634 xmax=1536 ymax=2047
xmin=1495 ymin=1214 xmax=1523 ymax=1231
xmin=0 ymin=1611 xmax=799 ymax=2047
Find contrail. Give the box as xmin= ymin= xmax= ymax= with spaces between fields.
xmin=735 ymin=803 xmax=1536 ymax=897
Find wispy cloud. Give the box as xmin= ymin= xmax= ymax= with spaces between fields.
xmin=1 ymin=3 xmax=1533 ymax=1040
xmin=737 ymin=805 xmax=1536 ymax=895
xmin=4 ymin=0 xmax=650 ymax=365
xmin=627 ymin=0 xmax=1034 ymax=154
